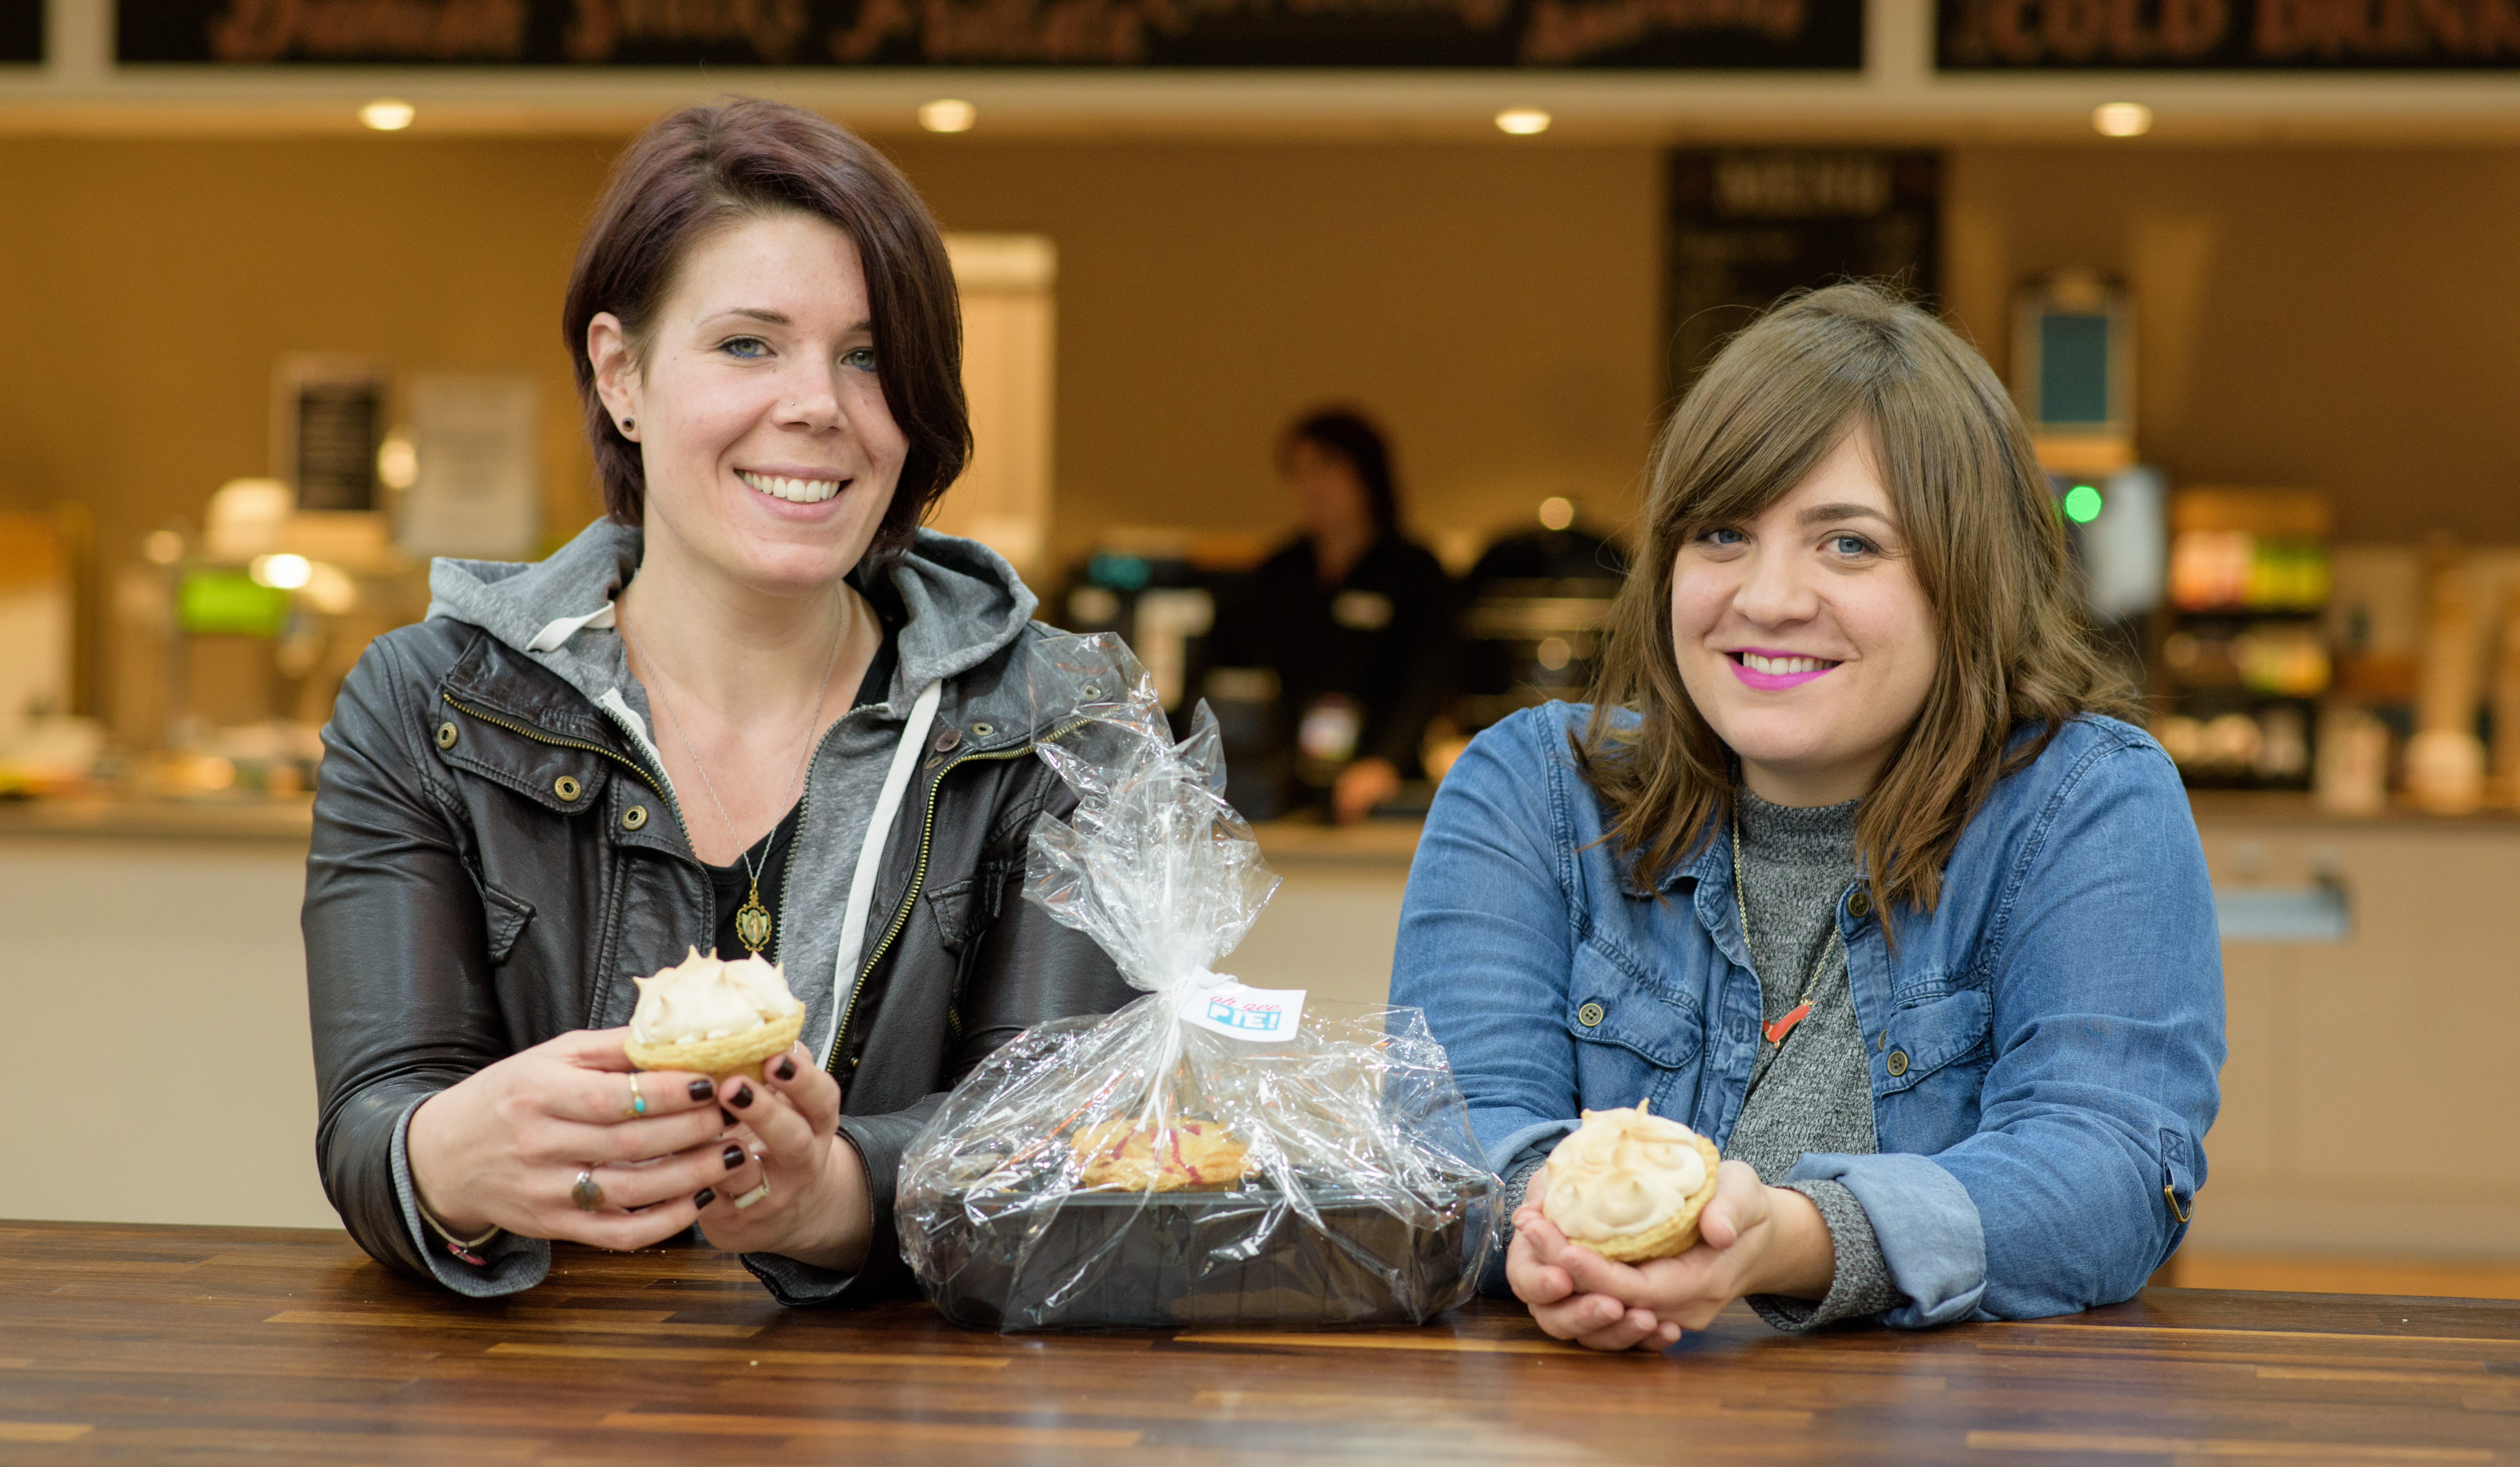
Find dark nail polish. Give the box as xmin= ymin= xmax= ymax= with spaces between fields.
xmin=694 ymin=1188 xmax=715 ymax=1209
xmin=723 ymin=1145 xmax=744 ymax=1170
xmin=774 ymin=1057 xmax=796 ymax=1081
xmin=719 ymin=1106 xmax=735 ymax=1127
xmin=687 ymin=1078 xmax=715 ymax=1102
xmin=730 ymin=1083 xmax=753 ymax=1109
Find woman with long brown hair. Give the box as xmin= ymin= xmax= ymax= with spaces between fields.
xmin=1390 ymin=282 xmax=2222 ymax=1345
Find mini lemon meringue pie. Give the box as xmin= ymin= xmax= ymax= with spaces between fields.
xmin=1535 ymin=1100 xmax=1723 ymax=1262
xmin=622 ymin=946 xmax=806 ymax=1079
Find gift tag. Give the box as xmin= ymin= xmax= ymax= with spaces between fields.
xmin=1180 ymin=979 xmax=1307 ymax=1043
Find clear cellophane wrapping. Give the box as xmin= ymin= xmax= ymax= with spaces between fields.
xmin=897 ymin=633 xmax=1498 ymax=1330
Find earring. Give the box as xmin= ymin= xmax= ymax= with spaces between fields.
xmin=620 ymin=417 xmax=635 ymax=433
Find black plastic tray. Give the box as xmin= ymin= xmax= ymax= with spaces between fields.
xmin=918 ymin=1183 xmax=1490 ymax=1331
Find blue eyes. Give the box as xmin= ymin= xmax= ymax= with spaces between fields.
xmin=716 ymin=338 xmax=877 ymax=372
xmin=1693 ymin=527 xmax=1879 ymax=557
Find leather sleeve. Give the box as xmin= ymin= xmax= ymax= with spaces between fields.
xmin=304 ymin=631 xmax=508 ymax=1283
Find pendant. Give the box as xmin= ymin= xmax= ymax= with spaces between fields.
xmin=735 ymin=894 xmax=772 ymax=954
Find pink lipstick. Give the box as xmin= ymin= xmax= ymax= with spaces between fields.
xmin=1726 ymin=647 xmax=1841 ymax=691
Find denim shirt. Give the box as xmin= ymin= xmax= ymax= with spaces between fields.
xmin=1390 ymin=703 xmax=2223 ymax=1327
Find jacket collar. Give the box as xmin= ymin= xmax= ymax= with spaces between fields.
xmin=423 ymin=518 xmax=1055 ymax=749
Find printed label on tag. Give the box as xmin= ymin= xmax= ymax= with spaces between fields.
xmin=1180 ymin=980 xmax=1307 ymax=1043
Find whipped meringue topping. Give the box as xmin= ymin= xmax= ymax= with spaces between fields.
xmin=1538 ymin=1101 xmax=1711 ymax=1243
xmin=628 ymin=946 xmax=803 ymax=1045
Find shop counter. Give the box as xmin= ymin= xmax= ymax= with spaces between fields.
xmin=4 ymin=1219 xmax=2516 ymax=1463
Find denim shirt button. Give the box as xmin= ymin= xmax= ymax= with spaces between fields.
xmin=1848 ymin=888 xmax=1874 ymax=919
xmin=1886 ymin=1049 xmax=1910 ymax=1077
xmin=1577 ymin=1001 xmax=1605 ymax=1028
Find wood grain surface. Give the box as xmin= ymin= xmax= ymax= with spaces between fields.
xmin=4 ymin=1221 xmax=2516 ymax=1464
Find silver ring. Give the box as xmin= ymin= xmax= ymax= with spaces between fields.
xmin=571 ymin=1169 xmax=604 ymax=1211
xmin=733 ymin=1179 xmax=771 ymax=1211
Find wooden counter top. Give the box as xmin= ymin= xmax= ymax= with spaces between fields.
xmin=5 ymin=1221 xmax=2516 ymax=1462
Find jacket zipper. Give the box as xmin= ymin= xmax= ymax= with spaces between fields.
xmin=824 ymin=716 xmax=1091 ymax=1077
xmin=441 ymin=692 xmax=669 ymax=798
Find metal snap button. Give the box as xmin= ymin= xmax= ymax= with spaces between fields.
xmin=1081 ymin=684 xmax=1102 ymax=699
xmin=435 ymin=721 xmax=458 ymax=750
xmin=1848 ymin=888 xmax=1873 ymax=919
xmin=1576 ymin=1001 xmax=1605 ymax=1028
xmin=970 ymin=721 xmax=994 ymax=738
xmin=1886 ymin=1049 xmax=1910 ymax=1077
xmin=554 ymin=775 xmax=582 ymax=801
xmin=621 ymin=804 xmax=649 ymax=831
xmin=932 ymin=727 xmax=961 ymax=754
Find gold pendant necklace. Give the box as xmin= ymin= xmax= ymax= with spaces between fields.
xmin=622 ymin=592 xmax=848 ymax=957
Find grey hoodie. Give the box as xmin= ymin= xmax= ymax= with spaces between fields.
xmin=425 ymin=517 xmax=1038 ymax=1057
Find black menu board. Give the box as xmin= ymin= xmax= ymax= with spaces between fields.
xmin=1664 ymin=150 xmax=1941 ymax=397
xmin=2 ymin=0 xmax=40 ymax=62
xmin=117 ymin=0 xmax=1861 ymax=67
xmin=1940 ymin=0 xmax=2520 ymax=68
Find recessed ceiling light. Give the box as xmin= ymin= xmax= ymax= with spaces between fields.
xmin=1495 ymin=108 xmax=1551 ymax=136
xmin=2093 ymin=102 xmax=2152 ymax=138
xmin=919 ymin=99 xmax=977 ymax=134
xmin=359 ymin=98 xmax=415 ymax=131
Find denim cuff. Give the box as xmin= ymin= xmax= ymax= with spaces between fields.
xmin=1782 ymin=1152 xmax=1987 ymax=1328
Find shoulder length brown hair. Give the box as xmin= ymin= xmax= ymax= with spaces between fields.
xmin=562 ymin=98 xmax=969 ymax=561
xmin=1579 ymin=281 xmax=2131 ymax=919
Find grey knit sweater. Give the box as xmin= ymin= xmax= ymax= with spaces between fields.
xmin=1724 ymin=789 xmax=1899 ymax=1331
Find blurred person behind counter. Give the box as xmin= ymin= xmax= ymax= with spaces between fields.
xmin=1209 ymin=408 xmax=1460 ymax=824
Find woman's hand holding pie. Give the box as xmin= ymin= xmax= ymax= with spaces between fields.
xmin=404 ymin=1027 xmax=733 ymax=1252
xmin=1507 ymin=1160 xmax=1835 ymax=1351
xmin=692 ymin=1042 xmax=874 ymax=1273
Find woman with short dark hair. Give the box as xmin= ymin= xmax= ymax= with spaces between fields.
xmin=305 ymin=99 xmax=1131 ymax=1305
xmin=1392 ymin=282 xmax=2223 ymax=1345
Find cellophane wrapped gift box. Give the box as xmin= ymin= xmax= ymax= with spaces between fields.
xmin=898 ymin=633 xmax=1498 ymax=1330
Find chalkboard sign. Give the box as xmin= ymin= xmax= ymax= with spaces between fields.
xmin=2 ymin=0 xmax=41 ymax=62
xmin=118 ymin=0 xmax=1861 ymax=67
xmin=1940 ymin=0 xmax=2520 ymax=68
xmin=1664 ymin=150 xmax=1940 ymax=397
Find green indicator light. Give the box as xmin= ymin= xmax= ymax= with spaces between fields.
xmin=2063 ymin=484 xmax=2104 ymax=524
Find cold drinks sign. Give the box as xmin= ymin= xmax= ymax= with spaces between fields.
xmin=1939 ymin=0 xmax=2520 ymax=66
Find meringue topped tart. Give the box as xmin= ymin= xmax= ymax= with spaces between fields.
xmin=623 ymin=946 xmax=806 ymax=1079
xmin=1535 ymin=1100 xmax=1724 ymax=1263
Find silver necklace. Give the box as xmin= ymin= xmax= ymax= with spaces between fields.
xmin=622 ymin=593 xmax=847 ymax=955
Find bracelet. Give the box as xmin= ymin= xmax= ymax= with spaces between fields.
xmin=415 ymin=1193 xmax=500 ymax=1267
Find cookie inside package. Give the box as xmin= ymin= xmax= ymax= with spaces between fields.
xmin=898 ymin=634 xmax=1498 ymax=1330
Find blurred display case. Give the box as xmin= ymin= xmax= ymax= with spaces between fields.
xmin=110 ymin=483 xmax=430 ymax=797
xmin=2153 ymin=489 xmax=2333 ymax=791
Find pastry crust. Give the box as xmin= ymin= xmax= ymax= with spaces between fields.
xmin=1560 ymin=1132 xmax=1722 ymax=1262
xmin=1071 ymin=1117 xmax=1257 ymax=1192
xmin=625 ymin=1009 xmax=804 ymax=1081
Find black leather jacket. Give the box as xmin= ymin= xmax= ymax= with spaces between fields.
xmin=304 ymin=612 xmax=1132 ymax=1306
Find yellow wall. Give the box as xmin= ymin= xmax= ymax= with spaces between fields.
xmin=6 ymin=130 xmax=2520 ymax=718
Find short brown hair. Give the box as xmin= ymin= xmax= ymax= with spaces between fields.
xmin=562 ymin=98 xmax=969 ymax=558
xmin=1579 ymin=281 xmax=2131 ymax=920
